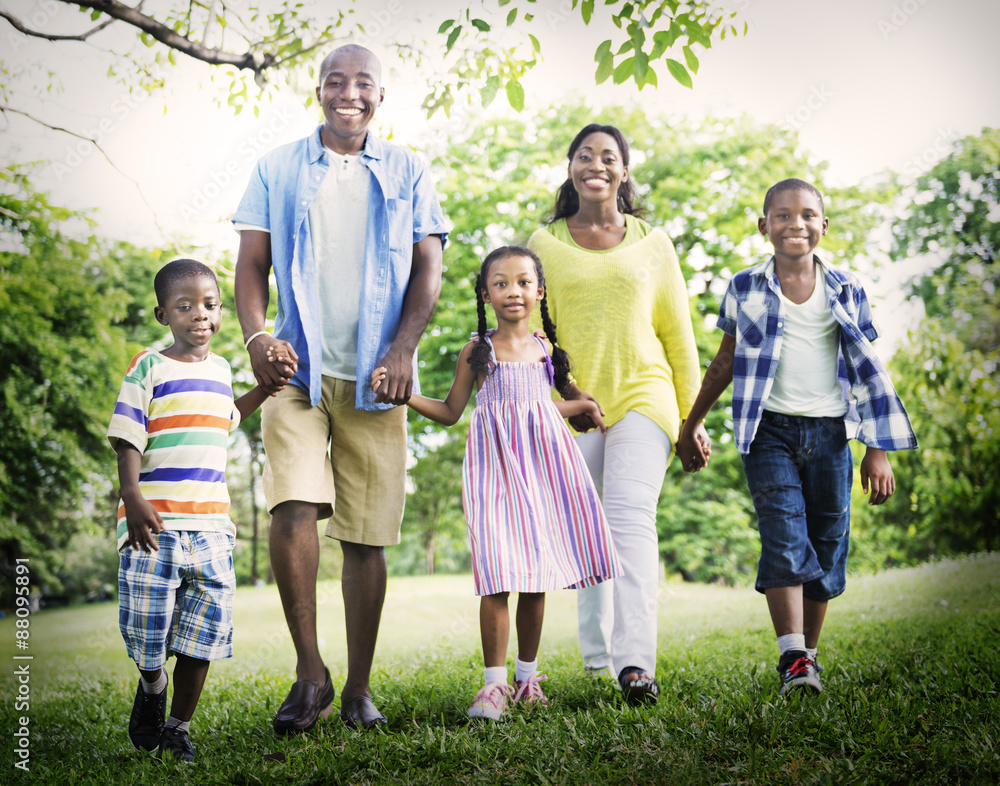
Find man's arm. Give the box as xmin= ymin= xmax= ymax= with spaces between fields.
xmin=373 ymin=234 xmax=444 ymax=405
xmin=234 ymin=230 xmax=297 ymax=393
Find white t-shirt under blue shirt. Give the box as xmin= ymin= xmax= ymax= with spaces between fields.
xmin=765 ymin=261 xmax=849 ymax=418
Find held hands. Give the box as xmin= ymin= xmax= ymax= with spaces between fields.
xmin=247 ymin=335 xmax=298 ymax=396
xmin=373 ymin=347 xmax=414 ymax=405
xmin=561 ymin=384 xmax=606 ymax=433
xmin=677 ymin=421 xmax=712 ymax=473
xmin=860 ymin=447 xmax=895 ymax=505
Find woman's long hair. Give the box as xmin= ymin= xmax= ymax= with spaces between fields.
xmin=468 ymin=246 xmax=572 ymax=394
xmin=548 ymin=123 xmax=643 ymax=223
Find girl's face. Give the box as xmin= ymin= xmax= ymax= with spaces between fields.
xmin=568 ymin=131 xmax=628 ymax=208
xmin=482 ymin=255 xmax=544 ymax=325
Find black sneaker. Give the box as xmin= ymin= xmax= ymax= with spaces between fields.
xmin=158 ymin=725 xmax=195 ymax=762
xmin=777 ymin=650 xmax=823 ymax=696
xmin=128 ymin=677 xmax=167 ymax=753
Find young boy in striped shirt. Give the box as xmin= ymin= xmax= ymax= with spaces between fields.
xmin=108 ymin=259 xmax=293 ymax=760
xmin=677 ymin=179 xmax=916 ymax=695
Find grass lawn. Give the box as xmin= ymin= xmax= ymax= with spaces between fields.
xmin=1 ymin=553 xmax=997 ymax=784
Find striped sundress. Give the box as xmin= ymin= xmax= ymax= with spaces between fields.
xmin=463 ymin=333 xmax=621 ymax=596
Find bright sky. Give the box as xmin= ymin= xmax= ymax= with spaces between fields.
xmin=3 ymin=0 xmax=998 ymax=353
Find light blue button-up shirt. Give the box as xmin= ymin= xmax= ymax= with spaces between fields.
xmin=718 ymin=256 xmax=917 ymax=454
xmin=233 ymin=126 xmax=449 ymax=409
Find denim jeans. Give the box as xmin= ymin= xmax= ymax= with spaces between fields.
xmin=742 ymin=410 xmax=853 ymax=602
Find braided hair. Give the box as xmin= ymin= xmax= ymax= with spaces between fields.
xmin=548 ymin=123 xmax=644 ymax=223
xmin=467 ymin=246 xmax=572 ymax=394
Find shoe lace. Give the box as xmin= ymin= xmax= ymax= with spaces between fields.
xmin=513 ymin=673 xmax=548 ymax=705
xmin=785 ymin=657 xmax=812 ymax=678
xmin=473 ymin=682 xmax=513 ymax=710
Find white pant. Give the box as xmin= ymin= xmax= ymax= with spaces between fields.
xmin=575 ymin=411 xmax=670 ymax=679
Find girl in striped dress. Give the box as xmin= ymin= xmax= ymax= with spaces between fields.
xmin=372 ymin=246 xmax=620 ymax=720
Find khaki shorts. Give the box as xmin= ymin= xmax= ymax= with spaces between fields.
xmin=261 ymin=377 xmax=407 ymax=546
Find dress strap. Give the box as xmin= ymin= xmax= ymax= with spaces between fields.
xmin=532 ymin=332 xmax=556 ymax=386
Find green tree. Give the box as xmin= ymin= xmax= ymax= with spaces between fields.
xmin=0 ymin=167 xmax=163 ymax=599
xmin=892 ymin=128 xmax=999 ymax=355
xmin=858 ymin=128 xmax=1000 ymax=561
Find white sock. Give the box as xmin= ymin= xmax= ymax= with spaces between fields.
xmin=514 ymin=656 xmax=537 ymax=683
xmin=164 ymin=716 xmax=190 ymax=733
xmin=776 ymin=633 xmax=806 ymax=655
xmin=484 ymin=666 xmax=507 ymax=686
xmin=140 ymin=671 xmax=167 ymax=695
xmin=806 ymin=647 xmax=818 ymax=661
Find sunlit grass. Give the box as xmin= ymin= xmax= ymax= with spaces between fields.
xmin=1 ymin=553 xmax=997 ymax=784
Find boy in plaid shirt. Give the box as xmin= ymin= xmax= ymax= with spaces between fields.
xmin=677 ymin=179 xmax=916 ymax=694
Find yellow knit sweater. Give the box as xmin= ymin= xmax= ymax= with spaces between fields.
xmin=527 ymin=222 xmax=701 ymax=446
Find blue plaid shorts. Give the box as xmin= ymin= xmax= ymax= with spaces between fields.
xmin=118 ymin=530 xmax=236 ymax=669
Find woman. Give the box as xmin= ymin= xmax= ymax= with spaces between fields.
xmin=527 ymin=123 xmax=708 ymax=705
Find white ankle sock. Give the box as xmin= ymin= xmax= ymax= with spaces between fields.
xmin=164 ymin=716 xmax=190 ymax=733
xmin=141 ymin=671 xmax=167 ymax=695
xmin=484 ymin=666 xmax=507 ymax=686
xmin=776 ymin=633 xmax=806 ymax=655
xmin=514 ymin=657 xmax=537 ymax=683
xmin=806 ymin=647 xmax=818 ymax=661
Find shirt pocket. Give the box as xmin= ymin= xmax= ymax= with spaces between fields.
xmin=385 ymin=197 xmax=411 ymax=255
xmin=737 ymin=295 xmax=768 ymax=348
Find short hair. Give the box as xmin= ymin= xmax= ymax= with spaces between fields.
xmin=153 ymin=259 xmax=219 ymax=306
xmin=318 ymin=44 xmax=382 ymax=84
xmin=763 ymin=178 xmax=825 ymax=216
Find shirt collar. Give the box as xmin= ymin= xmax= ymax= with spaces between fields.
xmin=752 ymin=254 xmax=843 ymax=296
xmin=307 ymin=125 xmax=386 ymax=163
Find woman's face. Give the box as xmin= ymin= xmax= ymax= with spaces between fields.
xmin=568 ymin=131 xmax=628 ymax=208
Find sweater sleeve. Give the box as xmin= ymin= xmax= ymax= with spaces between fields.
xmin=650 ymin=231 xmax=701 ymax=419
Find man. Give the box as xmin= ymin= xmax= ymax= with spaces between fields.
xmin=232 ymin=44 xmax=448 ymax=732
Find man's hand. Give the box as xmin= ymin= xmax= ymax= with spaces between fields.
xmin=247 ymin=335 xmax=298 ymax=396
xmin=373 ymin=346 xmax=414 ymax=405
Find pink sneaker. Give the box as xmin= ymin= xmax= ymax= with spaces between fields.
xmin=513 ymin=673 xmax=548 ymax=706
xmin=468 ymin=682 xmax=514 ymax=720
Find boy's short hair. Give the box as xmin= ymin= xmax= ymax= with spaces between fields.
xmin=153 ymin=259 xmax=219 ymax=305
xmin=763 ymin=178 xmax=825 ymax=216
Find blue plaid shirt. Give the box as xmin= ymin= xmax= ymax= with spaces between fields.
xmin=233 ymin=127 xmax=449 ymax=409
xmin=718 ymin=256 xmax=917 ymax=454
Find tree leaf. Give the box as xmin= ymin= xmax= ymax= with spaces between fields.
xmin=582 ymin=0 xmax=595 ymax=24
xmin=683 ymin=44 xmax=699 ymax=74
xmin=666 ymin=58 xmax=693 ymax=88
xmin=595 ymin=52 xmax=614 ymax=84
xmin=507 ymin=8 xmax=517 ymax=26
xmin=633 ymin=51 xmax=649 ymax=84
xmin=437 ymin=19 xmax=454 ymax=34
xmin=445 ymin=25 xmax=462 ymax=53
xmin=529 ymin=34 xmax=541 ymax=53
xmin=471 ymin=18 xmax=490 ymax=33
xmin=612 ymin=56 xmax=634 ymax=85
xmin=480 ymin=75 xmax=501 ymax=108
xmin=505 ymin=78 xmax=524 ymax=111
xmin=595 ymin=39 xmax=612 ymax=61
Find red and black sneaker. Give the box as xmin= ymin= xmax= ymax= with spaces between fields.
xmin=776 ymin=650 xmax=823 ymax=696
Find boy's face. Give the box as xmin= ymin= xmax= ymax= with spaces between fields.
xmin=316 ymin=48 xmax=384 ymax=154
xmin=154 ymin=275 xmax=222 ymax=359
xmin=758 ymin=188 xmax=828 ymax=264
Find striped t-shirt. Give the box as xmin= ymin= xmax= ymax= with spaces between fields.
xmin=108 ymin=349 xmax=242 ymax=550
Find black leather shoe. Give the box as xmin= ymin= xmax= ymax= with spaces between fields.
xmin=340 ymin=696 xmax=387 ymax=730
xmin=272 ymin=668 xmax=335 ymax=734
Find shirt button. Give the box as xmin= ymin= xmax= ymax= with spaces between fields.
xmin=301 ymin=201 xmax=307 ymax=206
xmin=777 ymin=321 xmax=783 ymax=328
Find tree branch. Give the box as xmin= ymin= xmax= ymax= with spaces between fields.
xmin=0 ymin=7 xmax=115 ymax=41
xmin=63 ymin=0 xmax=262 ymax=70
xmin=0 ymin=103 xmax=178 ymax=253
